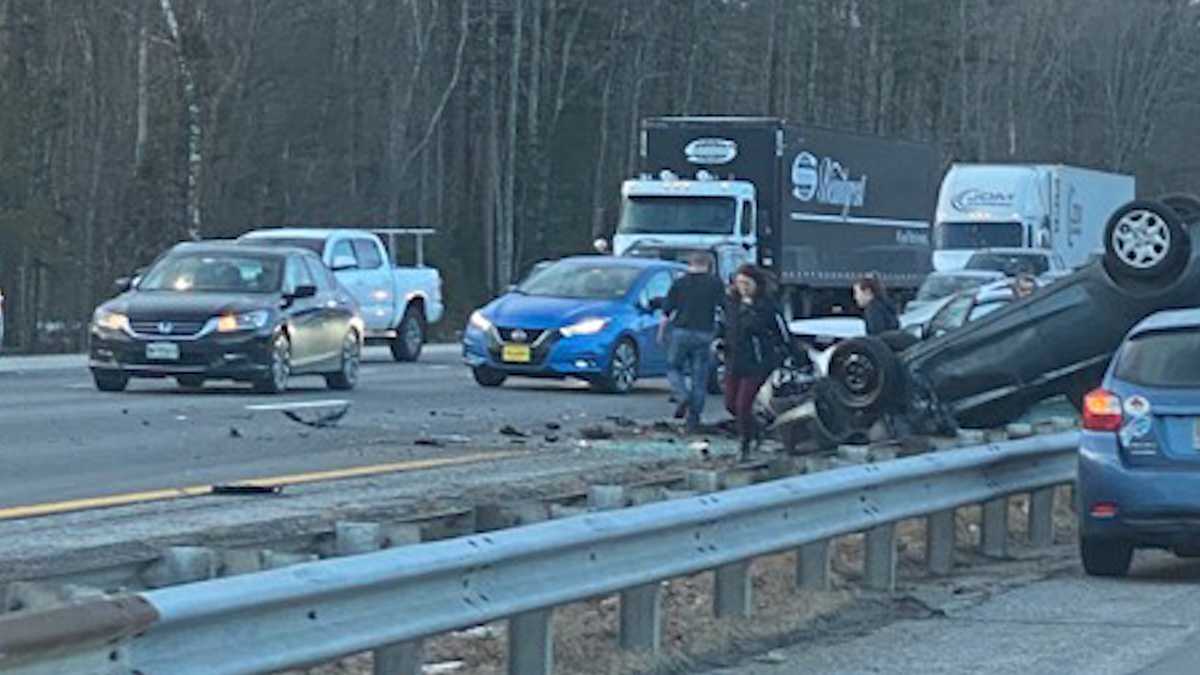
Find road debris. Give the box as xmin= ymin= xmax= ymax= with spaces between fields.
xmin=579 ymin=425 xmax=613 ymax=440
xmin=229 ymin=427 xmax=242 ymax=439
xmin=499 ymin=424 xmax=527 ymax=438
xmin=210 ymin=485 xmax=283 ymax=496
xmin=245 ymin=400 xmax=352 ymax=428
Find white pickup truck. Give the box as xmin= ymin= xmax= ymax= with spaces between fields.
xmin=239 ymin=228 xmax=443 ymax=361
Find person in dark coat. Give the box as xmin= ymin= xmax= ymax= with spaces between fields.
xmin=723 ymin=264 xmax=788 ymax=458
xmin=853 ymin=274 xmax=899 ymax=335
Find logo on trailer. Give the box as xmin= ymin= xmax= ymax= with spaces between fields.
xmin=951 ymin=188 xmax=1015 ymax=211
xmin=791 ymin=150 xmax=867 ymax=207
xmin=684 ymin=138 xmax=738 ymax=165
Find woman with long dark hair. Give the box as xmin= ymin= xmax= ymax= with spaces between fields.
xmin=853 ymin=273 xmax=899 ymax=335
xmin=723 ymin=264 xmax=788 ymax=457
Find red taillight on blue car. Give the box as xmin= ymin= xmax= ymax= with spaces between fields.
xmin=1083 ymin=388 xmax=1123 ymax=432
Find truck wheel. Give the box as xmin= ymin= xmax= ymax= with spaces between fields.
xmin=472 ymin=366 xmax=507 ymax=387
xmin=1103 ymin=200 xmax=1189 ymax=285
xmin=1080 ymin=536 xmax=1133 ymax=577
xmin=390 ymin=307 xmax=424 ymax=362
xmin=826 ymin=337 xmax=901 ymax=413
xmin=592 ymin=338 xmax=638 ymax=394
xmin=93 ymin=370 xmax=129 ymax=392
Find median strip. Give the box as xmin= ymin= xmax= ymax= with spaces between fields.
xmin=0 ymin=451 xmax=521 ymax=521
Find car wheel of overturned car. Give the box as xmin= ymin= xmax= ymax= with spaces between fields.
xmin=1159 ymin=193 xmax=1200 ymax=225
xmin=809 ymin=379 xmax=879 ymax=451
xmin=176 ymin=375 xmax=205 ymax=390
xmin=593 ymin=338 xmax=638 ymax=394
xmin=707 ymin=338 xmax=725 ymax=395
xmin=254 ymin=334 xmax=291 ymax=394
xmin=826 ymin=336 xmax=901 ymax=413
xmin=1080 ymin=536 xmax=1133 ymax=577
xmin=1103 ymin=199 xmax=1189 ymax=286
xmin=390 ymin=306 xmax=424 ymax=362
xmin=472 ymin=366 xmax=507 ymax=388
xmin=325 ymin=331 xmax=361 ymax=391
xmin=93 ymin=370 xmax=129 ymax=393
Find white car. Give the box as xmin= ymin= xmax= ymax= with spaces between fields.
xmin=962 ymin=247 xmax=1068 ymax=277
xmin=240 ymin=228 xmax=443 ymax=361
xmin=906 ymin=269 xmax=1006 ymax=314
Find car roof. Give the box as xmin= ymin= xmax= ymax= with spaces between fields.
xmin=1129 ymin=308 xmax=1200 ymax=337
xmin=241 ymin=228 xmax=377 ymax=240
xmin=172 ymin=240 xmax=308 ymax=259
xmin=557 ymin=255 xmax=685 ymax=270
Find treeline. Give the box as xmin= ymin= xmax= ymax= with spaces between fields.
xmin=0 ymin=0 xmax=1197 ymax=351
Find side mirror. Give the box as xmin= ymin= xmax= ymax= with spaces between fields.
xmin=291 ymin=284 xmax=317 ymax=299
xmin=114 ymin=277 xmax=133 ymax=293
xmin=331 ymin=255 xmax=358 ymax=272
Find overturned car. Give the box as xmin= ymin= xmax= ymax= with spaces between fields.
xmin=766 ymin=195 xmax=1200 ymax=448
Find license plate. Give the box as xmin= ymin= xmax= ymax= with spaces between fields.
xmin=146 ymin=342 xmax=180 ymax=361
xmin=501 ymin=344 xmax=532 ymax=363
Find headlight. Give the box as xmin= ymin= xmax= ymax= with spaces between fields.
xmin=561 ymin=317 xmax=609 ymax=337
xmin=216 ymin=310 xmax=271 ymax=333
xmin=93 ymin=309 xmax=129 ymax=332
xmin=469 ymin=311 xmax=493 ymax=332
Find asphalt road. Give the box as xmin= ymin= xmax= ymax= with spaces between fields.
xmin=703 ymin=549 xmax=1200 ymax=675
xmin=0 ymin=345 xmax=680 ymax=509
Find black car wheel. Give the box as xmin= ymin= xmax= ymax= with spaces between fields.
xmin=93 ymin=370 xmax=129 ymax=393
xmin=593 ymin=338 xmax=638 ymax=394
xmin=254 ymin=334 xmax=291 ymax=394
xmin=390 ymin=307 xmax=424 ymax=362
xmin=472 ymin=366 xmax=507 ymax=387
xmin=1080 ymin=536 xmax=1133 ymax=577
xmin=1103 ymin=200 xmax=1188 ymax=284
xmin=1160 ymin=193 xmax=1200 ymax=225
xmin=326 ymin=332 xmax=361 ymax=390
xmin=176 ymin=375 xmax=205 ymax=390
xmin=826 ymin=337 xmax=901 ymax=412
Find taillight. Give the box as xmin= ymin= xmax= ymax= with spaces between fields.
xmin=1089 ymin=501 xmax=1119 ymax=519
xmin=1083 ymin=388 xmax=1123 ymax=432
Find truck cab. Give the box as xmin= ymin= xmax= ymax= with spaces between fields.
xmin=933 ymin=165 xmax=1047 ymax=272
xmin=613 ymin=171 xmax=757 ymax=279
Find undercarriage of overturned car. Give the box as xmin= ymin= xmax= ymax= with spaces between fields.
xmin=763 ymin=194 xmax=1200 ymax=450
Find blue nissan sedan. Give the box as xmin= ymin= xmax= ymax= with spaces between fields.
xmin=1079 ymin=308 xmax=1200 ymax=576
xmin=463 ymin=256 xmax=684 ymax=393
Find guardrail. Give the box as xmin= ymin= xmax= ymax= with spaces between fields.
xmin=0 ymin=432 xmax=1078 ymax=675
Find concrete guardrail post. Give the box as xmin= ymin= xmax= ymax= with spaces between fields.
xmin=926 ymin=510 xmax=956 ymax=575
xmin=864 ymin=524 xmax=896 ymax=592
xmin=714 ymin=560 xmax=753 ymax=618
xmin=981 ymin=497 xmax=1009 ymax=558
xmin=508 ymin=608 xmax=554 ymax=675
xmin=619 ymin=583 xmax=663 ymax=652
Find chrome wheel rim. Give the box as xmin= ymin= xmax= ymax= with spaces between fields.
xmin=611 ymin=342 xmax=637 ymax=392
xmin=403 ymin=317 xmax=422 ymax=354
xmin=1113 ymin=209 xmax=1170 ymax=269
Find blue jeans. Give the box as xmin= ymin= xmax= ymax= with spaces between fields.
xmin=667 ymin=328 xmax=713 ymax=427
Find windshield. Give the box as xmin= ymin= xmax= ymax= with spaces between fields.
xmin=916 ymin=274 xmax=992 ymax=302
xmin=965 ymin=252 xmax=1048 ymax=275
xmin=242 ymin=236 xmax=325 ymax=256
xmin=139 ymin=253 xmax=284 ymax=293
xmin=1115 ymin=329 xmax=1200 ymax=388
xmin=617 ymin=196 xmax=736 ymax=235
xmin=936 ymin=222 xmax=1023 ymax=250
xmin=518 ymin=262 xmax=642 ymax=299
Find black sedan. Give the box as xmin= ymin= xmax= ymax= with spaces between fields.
xmin=802 ymin=194 xmax=1200 ymax=443
xmin=89 ymin=242 xmax=364 ymax=393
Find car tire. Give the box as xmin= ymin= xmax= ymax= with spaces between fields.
xmin=808 ymin=379 xmax=878 ymax=450
xmin=1103 ymin=200 xmax=1189 ymax=285
xmin=1159 ymin=193 xmax=1200 ymax=225
xmin=176 ymin=375 xmax=205 ymax=390
xmin=93 ymin=370 xmax=129 ymax=392
xmin=826 ymin=337 xmax=901 ymax=413
xmin=593 ymin=338 xmax=638 ymax=394
xmin=254 ymin=334 xmax=291 ymax=394
xmin=707 ymin=339 xmax=725 ymax=395
xmin=325 ymin=332 xmax=361 ymax=391
xmin=390 ymin=307 xmax=424 ymax=362
xmin=1080 ymin=536 xmax=1133 ymax=577
xmin=472 ymin=366 xmax=507 ymax=388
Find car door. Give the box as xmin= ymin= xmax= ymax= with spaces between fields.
xmin=635 ymin=269 xmax=676 ymax=375
xmin=304 ymin=256 xmax=353 ymax=365
xmin=327 ymin=238 xmax=376 ymax=331
xmin=282 ymin=255 xmax=324 ymax=371
xmin=350 ymin=238 xmax=394 ymax=332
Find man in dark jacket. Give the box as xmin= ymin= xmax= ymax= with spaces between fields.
xmin=853 ymin=274 xmax=899 ymax=335
xmin=661 ymin=253 xmax=725 ymax=432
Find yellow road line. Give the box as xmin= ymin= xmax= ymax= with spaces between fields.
xmin=0 ymin=451 xmax=521 ymax=521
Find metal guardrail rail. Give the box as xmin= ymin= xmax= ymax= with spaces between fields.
xmin=0 ymin=432 xmax=1078 ymax=675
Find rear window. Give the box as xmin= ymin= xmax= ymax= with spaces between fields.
xmin=1115 ymin=329 xmax=1200 ymax=387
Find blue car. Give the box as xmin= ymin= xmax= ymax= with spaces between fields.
xmin=463 ymin=256 xmax=685 ymax=393
xmin=1078 ymin=308 xmax=1200 ymax=576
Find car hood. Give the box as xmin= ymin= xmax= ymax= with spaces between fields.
xmin=483 ymin=293 xmax=627 ymax=329
xmin=102 ymin=291 xmax=275 ymax=321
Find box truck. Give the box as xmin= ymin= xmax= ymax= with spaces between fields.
xmin=932 ymin=164 xmax=1135 ymax=272
xmin=610 ymin=117 xmax=938 ymax=318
